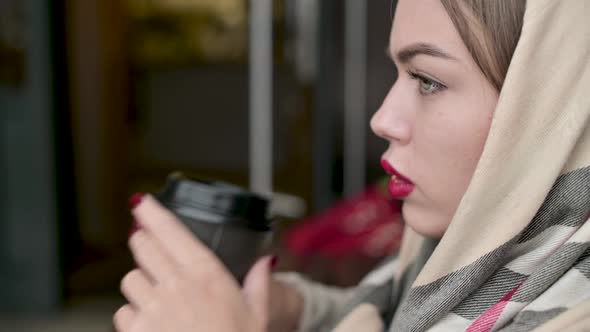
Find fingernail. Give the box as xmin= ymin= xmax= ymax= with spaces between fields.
xmin=270 ymin=256 xmax=279 ymax=269
xmin=129 ymin=193 xmax=144 ymax=209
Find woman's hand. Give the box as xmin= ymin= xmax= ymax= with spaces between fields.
xmin=268 ymin=278 xmax=304 ymax=332
xmin=113 ymin=195 xmax=272 ymax=332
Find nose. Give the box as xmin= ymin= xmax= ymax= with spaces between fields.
xmin=370 ymin=84 xmax=411 ymax=144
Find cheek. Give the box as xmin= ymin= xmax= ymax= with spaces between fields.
xmin=413 ymin=100 xmax=494 ymax=211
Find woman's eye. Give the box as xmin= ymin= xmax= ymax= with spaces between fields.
xmin=419 ymin=79 xmax=440 ymax=94
xmin=408 ymin=72 xmax=445 ymax=95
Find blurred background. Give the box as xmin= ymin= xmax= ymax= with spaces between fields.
xmin=0 ymin=0 xmax=401 ymax=330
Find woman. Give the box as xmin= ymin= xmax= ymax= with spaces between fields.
xmin=114 ymin=0 xmax=590 ymax=331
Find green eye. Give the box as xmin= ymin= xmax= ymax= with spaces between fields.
xmin=408 ymin=71 xmax=446 ymax=95
xmin=419 ymin=79 xmax=439 ymax=94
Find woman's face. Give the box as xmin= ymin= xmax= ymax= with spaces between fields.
xmin=370 ymin=0 xmax=499 ymax=238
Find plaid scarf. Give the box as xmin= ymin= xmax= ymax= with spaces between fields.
xmin=384 ymin=169 xmax=590 ymax=331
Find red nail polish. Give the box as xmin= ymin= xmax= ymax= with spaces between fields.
xmin=270 ymin=256 xmax=279 ymax=269
xmin=129 ymin=193 xmax=144 ymax=209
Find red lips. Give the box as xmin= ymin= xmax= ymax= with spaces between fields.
xmin=381 ymin=159 xmax=415 ymax=199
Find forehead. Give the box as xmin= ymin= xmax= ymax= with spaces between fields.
xmin=390 ymin=0 xmax=469 ymax=60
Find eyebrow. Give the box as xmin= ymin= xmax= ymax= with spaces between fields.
xmin=386 ymin=43 xmax=458 ymax=64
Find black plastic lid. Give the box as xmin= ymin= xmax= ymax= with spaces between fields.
xmin=156 ymin=173 xmax=270 ymax=229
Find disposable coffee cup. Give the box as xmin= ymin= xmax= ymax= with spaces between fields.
xmin=155 ymin=173 xmax=273 ymax=282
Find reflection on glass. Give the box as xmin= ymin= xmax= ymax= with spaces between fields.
xmin=127 ymin=0 xmax=248 ymax=66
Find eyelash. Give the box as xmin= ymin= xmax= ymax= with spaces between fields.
xmin=407 ymin=71 xmax=446 ymax=96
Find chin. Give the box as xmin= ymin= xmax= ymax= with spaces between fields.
xmin=401 ymin=202 xmax=448 ymax=239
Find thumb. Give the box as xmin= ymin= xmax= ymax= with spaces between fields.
xmin=242 ymin=256 xmax=276 ymax=326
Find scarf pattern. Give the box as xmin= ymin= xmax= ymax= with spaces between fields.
xmin=390 ymin=166 xmax=590 ymax=331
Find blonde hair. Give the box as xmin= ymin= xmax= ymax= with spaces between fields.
xmin=440 ymin=0 xmax=526 ymax=91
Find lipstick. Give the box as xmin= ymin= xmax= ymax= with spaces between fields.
xmin=381 ymin=159 xmax=415 ymax=199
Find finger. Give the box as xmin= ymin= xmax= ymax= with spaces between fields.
xmin=120 ymin=269 xmax=155 ymax=308
xmin=129 ymin=230 xmax=178 ymax=283
xmin=242 ymin=256 xmax=274 ymax=325
xmin=132 ymin=195 xmax=222 ymax=270
xmin=113 ymin=304 xmax=136 ymax=332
